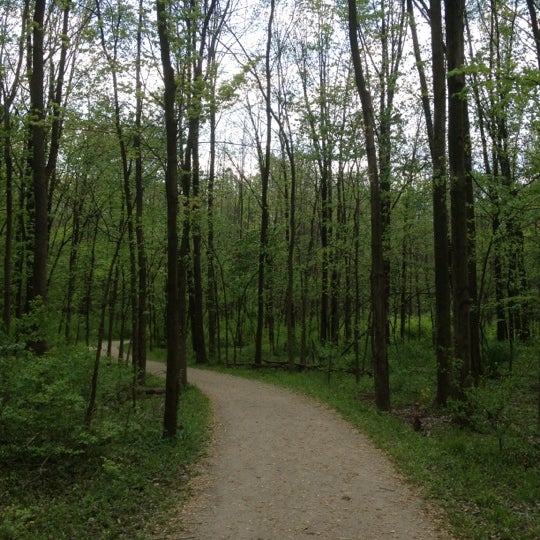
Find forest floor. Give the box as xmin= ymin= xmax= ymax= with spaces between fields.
xmin=146 ymin=361 xmax=453 ymax=540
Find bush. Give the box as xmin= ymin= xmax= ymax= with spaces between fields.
xmin=0 ymin=347 xmax=100 ymax=464
xmin=0 ymin=344 xmax=211 ymax=539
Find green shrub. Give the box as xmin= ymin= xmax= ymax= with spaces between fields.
xmin=0 ymin=345 xmax=211 ymax=539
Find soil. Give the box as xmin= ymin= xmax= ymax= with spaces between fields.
xmin=145 ymin=361 xmax=452 ymax=540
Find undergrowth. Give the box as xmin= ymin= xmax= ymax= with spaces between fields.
xmin=201 ymin=336 xmax=539 ymax=540
xmin=0 ymin=345 xmax=211 ymax=539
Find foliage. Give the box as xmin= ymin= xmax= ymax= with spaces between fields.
xmin=0 ymin=345 xmax=211 ymax=539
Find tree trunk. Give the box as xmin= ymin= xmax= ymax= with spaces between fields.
xmin=378 ymin=1 xmax=405 ymax=347
xmin=348 ymin=0 xmax=390 ymax=411
xmin=446 ymin=0 xmax=473 ymax=390
xmin=157 ymin=0 xmax=181 ymax=438
xmin=134 ymin=0 xmax=148 ymax=383
xmin=207 ymin=92 xmax=218 ymax=362
xmin=1 ymin=0 xmax=27 ymax=335
xmin=527 ymin=0 xmax=540 ymax=69
xmin=45 ymin=1 xmax=70 ymax=209
xmin=2 ymin=106 xmax=14 ymax=333
xmin=96 ymin=0 xmax=139 ymax=375
xmin=85 ymin=220 xmax=125 ymax=427
xmin=27 ymin=0 xmax=48 ymax=355
xmin=254 ymin=0 xmax=275 ymax=366
xmin=409 ymin=0 xmax=453 ymax=404
xmin=464 ymin=104 xmax=481 ymax=380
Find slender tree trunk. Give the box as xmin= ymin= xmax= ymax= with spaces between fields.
xmin=189 ymin=112 xmax=208 ymax=364
xmin=207 ymin=102 xmax=218 ymax=361
xmin=254 ymin=0 xmax=275 ymax=366
xmin=464 ymin=104 xmax=481 ymax=380
xmin=85 ymin=222 xmax=125 ymax=426
xmin=183 ymin=57 xmax=207 ymax=363
xmin=399 ymin=203 xmax=409 ymax=341
xmin=409 ymin=0 xmax=453 ymax=404
xmin=134 ymin=0 xmax=148 ymax=383
xmin=64 ymin=196 xmax=83 ymax=341
xmin=83 ymin=219 xmax=99 ymax=347
xmin=278 ymin=130 xmax=297 ymax=370
xmin=178 ymin=220 xmax=189 ymax=387
xmin=96 ymin=0 xmax=139 ymax=373
xmin=2 ymin=106 xmax=14 ymax=333
xmin=353 ymin=191 xmax=362 ymax=382
xmin=27 ymin=0 xmax=48 ymax=355
xmin=527 ymin=0 xmax=540 ymax=68
xmin=14 ymin=183 xmax=28 ymax=320
xmin=320 ymin=164 xmax=332 ymax=343
xmin=348 ymin=0 xmax=390 ymax=411
xmin=45 ymin=1 xmax=70 ymax=208
xmin=286 ymin=162 xmax=297 ymax=369
xmin=157 ymin=0 xmax=181 ymax=438
xmin=1 ymin=0 xmax=27 ymax=334
xmin=378 ymin=1 xmax=405 ymax=347
xmin=446 ymin=0 xmax=473 ymax=390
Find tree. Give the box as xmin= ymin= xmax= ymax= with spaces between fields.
xmin=27 ymin=0 xmax=48 ymax=354
xmin=348 ymin=0 xmax=390 ymax=411
xmin=408 ymin=0 xmax=453 ymax=404
xmin=1 ymin=0 xmax=28 ymax=333
xmin=95 ymin=0 xmax=137 ymax=365
xmin=134 ymin=0 xmax=148 ymax=382
xmin=254 ymin=0 xmax=275 ymax=366
xmin=157 ymin=0 xmax=182 ymax=438
xmin=445 ymin=0 xmax=477 ymax=390
xmin=527 ymin=0 xmax=540 ymax=68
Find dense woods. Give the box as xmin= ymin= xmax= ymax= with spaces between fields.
xmin=0 ymin=0 xmax=539 ymax=536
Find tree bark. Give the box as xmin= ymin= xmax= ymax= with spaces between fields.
xmin=45 ymin=1 xmax=70 ymax=208
xmin=527 ymin=0 xmax=540 ymax=69
xmin=408 ymin=0 xmax=453 ymax=404
xmin=157 ymin=0 xmax=182 ymax=438
xmin=2 ymin=1 xmax=27 ymax=332
xmin=348 ymin=0 xmax=390 ymax=411
xmin=207 ymin=93 xmax=219 ymax=362
xmin=446 ymin=0 xmax=473 ymax=390
xmin=28 ymin=0 xmax=48 ymax=355
xmin=254 ymin=0 xmax=275 ymax=366
xmin=2 ymin=106 xmax=15 ymax=333
xmin=134 ymin=0 xmax=148 ymax=383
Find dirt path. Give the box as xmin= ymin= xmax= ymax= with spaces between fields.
xmin=147 ymin=362 xmax=451 ymax=540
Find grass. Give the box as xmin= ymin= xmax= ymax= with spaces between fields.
xmin=193 ymin=336 xmax=540 ymax=540
xmin=0 ymin=346 xmax=211 ymax=539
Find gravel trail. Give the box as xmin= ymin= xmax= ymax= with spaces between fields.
xmin=147 ymin=362 xmax=451 ymax=540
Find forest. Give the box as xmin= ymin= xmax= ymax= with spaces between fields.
xmin=1 ymin=0 xmax=539 ymax=538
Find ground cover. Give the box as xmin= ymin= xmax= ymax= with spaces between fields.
xmin=0 ymin=346 xmax=211 ymax=539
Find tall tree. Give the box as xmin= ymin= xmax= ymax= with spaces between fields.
xmin=377 ymin=0 xmax=406 ymax=344
xmin=134 ymin=0 xmax=148 ymax=382
xmin=348 ymin=0 xmax=390 ymax=411
xmin=254 ymin=0 xmax=275 ymax=366
xmin=408 ymin=0 xmax=453 ymax=404
xmin=95 ymin=0 xmax=141 ymax=372
xmin=445 ymin=0 xmax=476 ymax=389
xmin=27 ymin=0 xmax=48 ymax=354
xmin=1 ymin=0 xmax=28 ymax=333
xmin=157 ymin=0 xmax=182 ymax=437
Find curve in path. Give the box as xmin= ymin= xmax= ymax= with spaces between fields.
xmin=147 ymin=362 xmax=450 ymax=540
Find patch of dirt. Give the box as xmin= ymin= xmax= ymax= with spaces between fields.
xmin=392 ymin=404 xmax=453 ymax=437
xmin=146 ymin=363 xmax=453 ymax=540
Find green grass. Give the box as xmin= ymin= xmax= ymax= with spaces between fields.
xmin=0 ymin=346 xmax=211 ymax=539
xmin=196 ymin=337 xmax=540 ymax=540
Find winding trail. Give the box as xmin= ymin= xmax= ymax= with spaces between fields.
xmin=147 ymin=361 xmax=451 ymax=540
